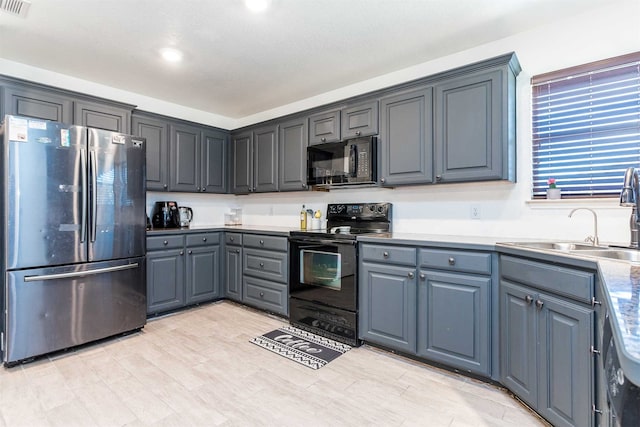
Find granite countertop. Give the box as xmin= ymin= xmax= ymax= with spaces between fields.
xmin=146 ymin=225 xmax=640 ymax=382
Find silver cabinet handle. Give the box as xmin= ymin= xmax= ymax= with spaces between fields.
xmin=163 ymin=240 xmax=168 ymax=245
xmin=321 ymin=137 xmax=326 ymax=142
xmin=236 ymin=249 xmax=240 ymax=253
xmin=419 ymin=273 xmax=426 ymax=280
xmin=408 ymin=272 xmax=415 ymax=279
xmin=188 ymin=250 xmax=192 ymax=254
xmin=201 ymin=188 xmax=206 ymax=192
xmin=302 ymin=183 xmax=306 ymax=188
xmin=180 ymin=251 xmax=184 ymax=256
xmin=525 ymin=295 xmax=533 ymax=304
xmin=259 ymin=292 xmax=265 ymax=297
xmin=448 ymin=257 xmax=455 ymax=266
xmin=202 ymin=237 xmax=207 ymax=242
xmin=196 ymin=187 xmax=200 ymax=191
xmin=381 ymin=177 xmax=386 ymax=183
xmin=383 ymin=251 xmax=389 ymax=258
xmin=259 ymin=262 xmax=264 ymax=267
xmin=230 ymin=237 xmax=234 ymax=241
xmin=355 ymin=131 xmax=361 ymax=136
xmin=535 ymin=299 xmax=544 ymax=309
xmin=260 ymin=240 xmax=264 ymax=245
xmin=163 ymin=184 xmax=168 ymax=189
xmin=436 ymin=175 xmax=442 ymax=182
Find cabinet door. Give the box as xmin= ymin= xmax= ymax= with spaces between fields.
xmin=225 ymin=246 xmax=243 ymax=301
xmin=169 ymin=123 xmax=200 ymax=192
xmin=342 ymin=100 xmax=378 ymax=139
xmin=230 ymin=132 xmax=252 ymax=193
xmin=537 ymin=293 xmax=593 ymax=427
xmin=379 ymin=88 xmax=433 ymax=186
xmin=309 ymin=109 xmax=340 ymax=145
xmin=434 ymin=69 xmax=506 ymax=182
xmin=146 ymin=249 xmax=185 ymax=314
xmin=279 ymin=118 xmax=308 ymax=192
xmin=74 ymin=100 xmax=130 ymax=132
xmin=132 ymin=114 xmax=168 ymax=191
xmin=418 ymin=270 xmax=491 ymax=376
xmin=201 ymin=128 xmax=227 ymax=193
xmin=253 ymin=125 xmax=278 ymax=192
xmin=3 ymin=85 xmax=73 ymax=123
xmin=500 ymin=280 xmax=537 ymax=408
xmin=185 ymin=245 xmax=220 ymax=305
xmin=359 ymin=262 xmax=417 ymax=353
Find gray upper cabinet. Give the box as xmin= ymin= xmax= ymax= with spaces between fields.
xmin=309 ymin=109 xmax=340 ymax=145
xmin=231 ymin=132 xmax=253 ymax=194
xmin=74 ymin=99 xmax=131 ymax=132
xmin=434 ymin=68 xmax=510 ymax=182
xmin=2 ymin=84 xmax=73 ymax=123
xmin=379 ymin=87 xmax=434 ymax=186
xmin=253 ymin=125 xmax=279 ymax=192
xmin=278 ymin=117 xmax=308 ymax=191
xmin=342 ymin=100 xmax=379 ymax=139
xmin=169 ymin=123 xmax=201 ymax=192
xmin=132 ymin=113 xmax=169 ymax=191
xmin=201 ymin=128 xmax=228 ymax=193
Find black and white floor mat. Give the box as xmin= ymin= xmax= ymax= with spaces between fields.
xmin=250 ymin=325 xmax=351 ymax=370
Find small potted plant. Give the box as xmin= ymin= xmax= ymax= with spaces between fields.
xmin=546 ymin=178 xmax=561 ymax=199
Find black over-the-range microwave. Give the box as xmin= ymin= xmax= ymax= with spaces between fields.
xmin=307 ymin=136 xmax=377 ymax=187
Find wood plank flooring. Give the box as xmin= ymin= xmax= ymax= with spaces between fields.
xmin=0 ymin=301 xmax=547 ymax=426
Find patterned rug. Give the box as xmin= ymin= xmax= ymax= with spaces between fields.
xmin=250 ymin=325 xmax=351 ymax=370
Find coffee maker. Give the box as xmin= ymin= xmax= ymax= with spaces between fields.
xmin=151 ymin=201 xmax=180 ymax=228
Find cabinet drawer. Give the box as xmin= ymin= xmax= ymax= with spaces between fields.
xmin=243 ymin=249 xmax=288 ymax=283
xmin=500 ymin=255 xmax=594 ymax=303
xmin=243 ymin=276 xmax=288 ymax=316
xmin=243 ymin=234 xmax=288 ymax=251
xmin=360 ymin=244 xmax=416 ymax=266
xmin=419 ymin=248 xmax=491 ymax=275
xmin=147 ymin=235 xmax=184 ymax=250
xmin=186 ymin=232 xmax=220 ymax=247
xmin=225 ymin=232 xmax=243 ymax=246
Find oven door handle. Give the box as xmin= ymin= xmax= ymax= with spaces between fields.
xmin=289 ymin=238 xmax=356 ymax=247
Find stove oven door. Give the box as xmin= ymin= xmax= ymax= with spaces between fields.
xmin=289 ymin=237 xmax=357 ymax=311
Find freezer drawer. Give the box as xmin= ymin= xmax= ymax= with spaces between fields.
xmin=3 ymin=257 xmax=146 ymax=364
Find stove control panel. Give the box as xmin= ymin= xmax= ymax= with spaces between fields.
xmin=327 ymin=203 xmax=391 ymax=220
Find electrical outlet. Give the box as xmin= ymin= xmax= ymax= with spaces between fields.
xmin=470 ymin=205 xmax=481 ymax=220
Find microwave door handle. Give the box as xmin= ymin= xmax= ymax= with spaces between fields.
xmin=349 ymin=144 xmax=358 ymax=177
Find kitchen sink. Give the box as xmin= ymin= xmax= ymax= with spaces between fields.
xmin=507 ymin=242 xmax=606 ymax=251
xmin=575 ymin=249 xmax=640 ymax=262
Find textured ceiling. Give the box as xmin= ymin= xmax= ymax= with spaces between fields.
xmin=0 ymin=0 xmax=618 ymax=119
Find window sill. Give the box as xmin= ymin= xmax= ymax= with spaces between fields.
xmin=526 ymin=198 xmax=626 ymax=210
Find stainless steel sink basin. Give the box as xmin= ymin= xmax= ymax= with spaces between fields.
xmin=509 ymin=242 xmax=606 ymax=251
xmin=575 ymin=249 xmax=640 ymax=262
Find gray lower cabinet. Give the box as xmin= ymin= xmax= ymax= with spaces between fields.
xmin=278 ymin=117 xmax=308 ymax=191
xmin=224 ymin=232 xmax=243 ymax=301
xmin=223 ymin=232 xmax=288 ymax=316
xmin=360 ymin=243 xmax=494 ymax=378
xmin=500 ymin=255 xmax=595 ymax=427
xmin=132 ymin=113 xmax=169 ymax=191
xmin=147 ymin=232 xmax=221 ymax=315
xmin=379 ymin=87 xmax=434 ymax=186
xmin=359 ymin=261 xmax=417 ymax=353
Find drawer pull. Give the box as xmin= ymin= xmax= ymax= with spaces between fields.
xmin=448 ymin=257 xmax=455 ymax=265
xmin=188 ymin=250 xmax=192 ymax=254
xmin=383 ymin=251 xmax=389 ymax=258
xmin=355 ymin=131 xmax=361 ymax=136
xmin=259 ymin=292 xmax=265 ymax=297
xmin=230 ymin=237 xmax=234 ymax=242
xmin=203 ymin=237 xmax=207 ymax=242
xmin=535 ymin=299 xmax=544 ymax=309
xmin=419 ymin=273 xmax=425 ymax=280
xmin=259 ymin=262 xmax=264 ymax=268
xmin=321 ymin=137 xmax=326 ymax=142
xmin=163 ymin=240 xmax=168 ymax=245
xmin=408 ymin=272 xmax=414 ymax=279
xmin=525 ymin=295 xmax=533 ymax=305
xmin=236 ymin=249 xmax=240 ymax=253
xmin=179 ymin=251 xmax=184 ymax=256
xmin=260 ymin=240 xmax=264 ymax=245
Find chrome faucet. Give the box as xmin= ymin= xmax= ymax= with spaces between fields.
xmin=568 ymin=208 xmax=599 ymax=246
xmin=620 ymin=167 xmax=640 ymax=248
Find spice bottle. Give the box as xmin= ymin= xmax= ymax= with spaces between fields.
xmin=300 ymin=205 xmax=307 ymax=230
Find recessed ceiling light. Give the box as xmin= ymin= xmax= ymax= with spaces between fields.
xmin=160 ymin=47 xmax=183 ymax=63
xmin=244 ymin=0 xmax=270 ymax=13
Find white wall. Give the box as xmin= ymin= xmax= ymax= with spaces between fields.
xmin=7 ymin=1 xmax=640 ymax=244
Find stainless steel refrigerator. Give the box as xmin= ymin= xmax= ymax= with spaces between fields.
xmin=1 ymin=115 xmax=147 ymax=365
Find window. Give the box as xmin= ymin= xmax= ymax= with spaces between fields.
xmin=531 ymin=52 xmax=640 ymax=198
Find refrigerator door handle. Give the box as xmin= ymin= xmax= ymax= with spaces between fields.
xmin=23 ymin=263 xmax=140 ymax=282
xmin=80 ymin=148 xmax=87 ymax=243
xmin=90 ymin=150 xmax=98 ymax=242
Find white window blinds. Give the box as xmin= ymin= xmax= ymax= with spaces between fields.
xmin=531 ymin=52 xmax=640 ymax=198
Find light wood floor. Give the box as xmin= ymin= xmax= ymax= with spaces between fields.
xmin=0 ymin=301 xmax=546 ymax=426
